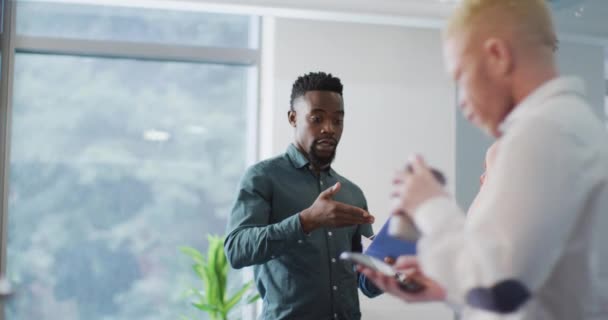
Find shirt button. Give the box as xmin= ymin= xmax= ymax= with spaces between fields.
xmin=331 ymin=258 xmax=336 ymax=263
xmin=271 ymin=255 xmax=275 ymax=259
xmin=334 ymin=314 xmax=338 ymax=319
xmin=320 ymin=181 xmax=324 ymax=186
xmin=333 ymin=285 xmax=338 ymax=291
xmin=328 ymin=231 xmax=333 ymax=237
xmin=298 ymin=240 xmax=303 ymax=244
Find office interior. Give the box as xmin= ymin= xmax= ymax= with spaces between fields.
xmin=0 ymin=0 xmax=606 ymax=319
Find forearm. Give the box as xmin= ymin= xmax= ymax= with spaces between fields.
xmin=224 ymin=213 xmax=306 ymax=269
xmin=415 ymin=193 xmax=578 ymax=313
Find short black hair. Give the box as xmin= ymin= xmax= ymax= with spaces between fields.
xmin=290 ymin=72 xmax=343 ymax=110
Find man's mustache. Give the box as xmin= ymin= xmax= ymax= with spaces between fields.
xmin=313 ymin=138 xmax=338 ymax=146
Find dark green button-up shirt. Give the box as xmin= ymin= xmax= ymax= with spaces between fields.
xmin=225 ymin=144 xmax=381 ymax=320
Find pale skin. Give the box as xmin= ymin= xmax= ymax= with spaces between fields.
xmin=469 ymin=142 xmax=499 ymax=213
xmin=359 ymin=6 xmax=558 ymax=303
xmin=479 ymin=142 xmax=499 ymax=187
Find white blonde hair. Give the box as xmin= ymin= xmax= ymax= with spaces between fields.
xmin=445 ymin=0 xmax=558 ymax=50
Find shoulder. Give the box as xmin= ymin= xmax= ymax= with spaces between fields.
xmin=507 ymin=98 xmax=602 ymax=152
xmin=243 ymin=154 xmax=290 ymax=178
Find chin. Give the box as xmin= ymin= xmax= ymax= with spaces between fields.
xmin=483 ymin=123 xmax=502 ymax=138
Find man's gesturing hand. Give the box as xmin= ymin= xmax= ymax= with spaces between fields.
xmin=300 ymin=182 xmax=375 ymax=233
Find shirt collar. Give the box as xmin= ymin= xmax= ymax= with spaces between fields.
xmin=286 ymin=143 xmax=335 ymax=176
xmin=498 ymin=76 xmax=585 ymax=134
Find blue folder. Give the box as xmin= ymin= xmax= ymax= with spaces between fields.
xmin=364 ymin=218 xmax=417 ymax=260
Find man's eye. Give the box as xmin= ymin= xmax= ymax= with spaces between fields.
xmin=311 ymin=116 xmax=322 ymax=123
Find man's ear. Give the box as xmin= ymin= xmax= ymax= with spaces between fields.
xmin=484 ymin=37 xmax=513 ymax=77
xmin=288 ymin=110 xmax=297 ymax=128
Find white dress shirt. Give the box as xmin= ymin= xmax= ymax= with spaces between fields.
xmin=414 ymin=77 xmax=608 ymax=320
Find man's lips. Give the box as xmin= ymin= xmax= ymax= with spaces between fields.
xmin=315 ymin=139 xmax=337 ymax=150
xmin=316 ymin=139 xmax=337 ymax=146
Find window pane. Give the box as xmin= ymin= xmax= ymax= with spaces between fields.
xmin=16 ymin=1 xmax=257 ymax=49
xmin=6 ymin=53 xmax=254 ymax=319
xmin=1 ymin=0 xmax=4 ymax=34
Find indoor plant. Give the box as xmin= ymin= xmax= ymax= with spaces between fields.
xmin=180 ymin=235 xmax=259 ymax=320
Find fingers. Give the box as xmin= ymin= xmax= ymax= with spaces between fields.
xmin=332 ymin=216 xmax=375 ymax=227
xmin=393 ymin=255 xmax=419 ymax=271
xmin=335 ymin=202 xmax=370 ymax=217
xmin=320 ymin=182 xmax=341 ymax=199
xmin=408 ymin=154 xmax=429 ymax=174
xmin=393 ymin=168 xmax=406 ymax=182
xmin=384 ymin=257 xmax=396 ymax=265
xmin=358 ymin=266 xmax=423 ymax=302
xmin=334 ymin=203 xmax=375 ymax=223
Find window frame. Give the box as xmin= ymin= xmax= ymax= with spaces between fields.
xmin=0 ymin=1 xmax=262 ymax=319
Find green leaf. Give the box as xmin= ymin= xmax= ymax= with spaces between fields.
xmin=180 ymin=246 xmax=205 ymax=265
xmin=204 ymin=263 xmax=222 ymax=308
xmin=215 ymin=248 xmax=228 ymax=301
xmin=246 ymin=293 xmax=260 ymax=304
xmin=193 ymin=302 xmax=219 ymax=313
xmin=193 ymin=264 xmax=210 ymax=300
xmin=180 ymin=235 xmax=235 ymax=318
xmin=193 ymin=264 xmax=205 ymax=281
xmin=223 ymin=281 xmax=253 ymax=313
xmin=206 ymin=235 xmax=228 ymax=302
xmin=218 ymin=247 xmax=229 ymax=299
xmin=184 ymin=288 xmax=205 ymax=302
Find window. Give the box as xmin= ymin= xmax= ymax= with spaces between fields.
xmin=604 ymin=48 xmax=607 ymax=129
xmin=16 ymin=1 xmax=257 ymax=49
xmin=2 ymin=1 xmax=259 ymax=319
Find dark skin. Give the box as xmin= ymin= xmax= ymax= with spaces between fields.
xmin=288 ymin=91 xmax=375 ymax=233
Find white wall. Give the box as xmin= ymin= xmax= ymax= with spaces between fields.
xmin=265 ymin=17 xmax=455 ymax=320
xmin=557 ymin=41 xmax=606 ymax=118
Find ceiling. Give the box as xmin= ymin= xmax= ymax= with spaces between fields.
xmin=43 ymin=0 xmax=608 ymax=75
xmin=202 ymin=0 xmax=607 ymax=41
xmin=50 ymin=0 xmax=608 ymax=41
xmin=210 ymin=0 xmax=607 ymax=77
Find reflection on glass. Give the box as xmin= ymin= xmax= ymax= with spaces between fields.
xmin=6 ymin=53 xmax=254 ymax=319
xmin=16 ymin=1 xmax=257 ymax=49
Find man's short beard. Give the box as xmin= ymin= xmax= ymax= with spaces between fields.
xmin=308 ymin=141 xmax=336 ymax=169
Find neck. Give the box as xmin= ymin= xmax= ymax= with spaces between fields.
xmin=294 ymin=142 xmax=327 ymax=174
xmin=511 ymin=53 xmax=558 ymax=107
xmin=491 ymin=54 xmax=557 ymax=138
xmin=309 ymin=164 xmax=327 ymax=176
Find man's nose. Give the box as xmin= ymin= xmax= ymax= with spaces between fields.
xmin=321 ymin=120 xmax=335 ymax=135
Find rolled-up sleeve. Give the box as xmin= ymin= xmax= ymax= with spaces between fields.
xmin=414 ymin=120 xmax=587 ymax=313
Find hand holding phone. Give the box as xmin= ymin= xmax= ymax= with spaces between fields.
xmin=340 ymin=252 xmax=425 ymax=293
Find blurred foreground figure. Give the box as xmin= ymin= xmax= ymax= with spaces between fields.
xmin=361 ymin=1 xmax=608 ymax=319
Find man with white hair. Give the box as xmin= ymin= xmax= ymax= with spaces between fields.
xmin=359 ymin=1 xmax=608 ymax=319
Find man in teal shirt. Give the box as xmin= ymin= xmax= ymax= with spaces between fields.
xmin=225 ymin=72 xmax=382 ymax=319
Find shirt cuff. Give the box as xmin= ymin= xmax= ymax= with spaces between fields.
xmin=358 ymin=272 xmax=383 ymax=298
xmin=413 ymin=197 xmax=464 ymax=236
xmin=272 ymin=213 xmax=308 ymax=243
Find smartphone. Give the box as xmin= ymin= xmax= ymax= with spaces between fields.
xmin=340 ymin=252 xmax=425 ymax=293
